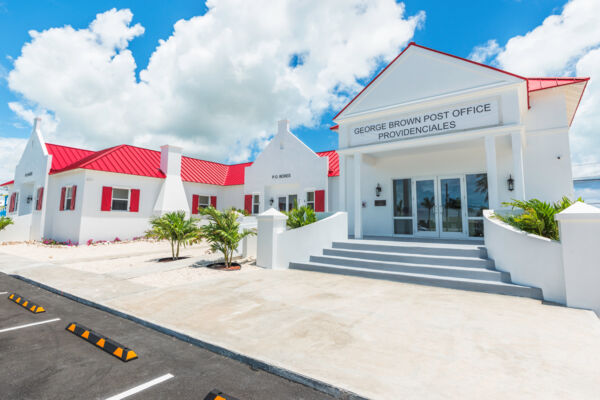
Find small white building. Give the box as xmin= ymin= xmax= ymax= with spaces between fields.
xmin=1 ymin=43 xmax=588 ymax=244
xmin=0 ymin=119 xmax=338 ymax=244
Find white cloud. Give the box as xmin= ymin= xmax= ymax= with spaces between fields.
xmin=468 ymin=39 xmax=500 ymax=64
xmin=0 ymin=137 xmax=27 ymax=183
xmin=470 ymin=0 xmax=600 ymax=175
xmin=6 ymin=2 xmax=424 ymax=163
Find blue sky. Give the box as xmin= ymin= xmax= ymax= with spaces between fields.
xmin=1 ymin=0 xmax=597 ymax=181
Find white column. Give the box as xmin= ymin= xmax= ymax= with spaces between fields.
xmin=511 ymin=131 xmax=526 ymax=200
xmin=256 ymin=208 xmax=288 ymax=269
xmin=353 ymin=153 xmax=363 ymax=239
xmin=338 ymin=154 xmax=346 ymax=211
xmin=484 ymin=135 xmax=500 ymax=210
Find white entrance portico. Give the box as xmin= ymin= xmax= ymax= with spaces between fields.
xmin=333 ymin=43 xmax=581 ymax=239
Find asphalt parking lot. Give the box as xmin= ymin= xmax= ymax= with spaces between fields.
xmin=0 ymin=272 xmax=332 ymax=400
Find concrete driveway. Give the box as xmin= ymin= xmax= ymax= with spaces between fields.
xmin=1 ymin=248 xmax=600 ymax=399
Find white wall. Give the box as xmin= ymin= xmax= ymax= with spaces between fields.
xmin=78 ymin=170 xmax=163 ymax=243
xmin=0 ymin=214 xmax=32 ymax=242
xmin=44 ymin=171 xmax=86 ymax=243
xmin=483 ymin=210 xmax=565 ymax=303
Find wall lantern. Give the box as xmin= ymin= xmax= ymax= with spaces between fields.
xmin=507 ymin=175 xmax=515 ymax=192
xmin=269 ymin=198 xmax=274 ymax=206
xmin=375 ymin=183 xmax=382 ymax=197
xmin=26 ymin=195 xmax=33 ymax=204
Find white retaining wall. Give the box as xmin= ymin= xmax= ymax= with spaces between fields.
xmin=0 ymin=214 xmax=32 ymax=242
xmin=483 ymin=210 xmax=566 ymax=304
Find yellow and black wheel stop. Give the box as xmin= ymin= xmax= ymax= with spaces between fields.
xmin=203 ymin=389 xmax=241 ymax=400
xmin=7 ymin=293 xmax=45 ymax=313
xmin=66 ymin=322 xmax=138 ymax=362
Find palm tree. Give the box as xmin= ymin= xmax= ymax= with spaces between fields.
xmin=198 ymin=207 xmax=256 ymax=268
xmin=283 ymin=201 xmax=317 ymax=229
xmin=146 ymin=211 xmax=199 ymax=260
xmin=0 ymin=217 xmax=13 ymax=232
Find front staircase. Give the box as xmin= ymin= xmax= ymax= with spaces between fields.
xmin=289 ymin=238 xmax=542 ymax=299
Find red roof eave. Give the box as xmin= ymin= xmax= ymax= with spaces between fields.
xmin=1 ymin=180 xmax=14 ymax=187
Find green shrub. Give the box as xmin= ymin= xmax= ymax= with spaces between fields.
xmin=0 ymin=216 xmax=13 ymax=231
xmin=146 ymin=211 xmax=200 ymax=260
xmin=198 ymin=207 xmax=256 ymax=267
xmin=495 ymin=197 xmax=582 ymax=240
xmin=283 ymin=204 xmax=317 ymax=229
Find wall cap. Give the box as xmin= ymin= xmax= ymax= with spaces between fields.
xmin=256 ymin=207 xmax=288 ymax=220
xmin=556 ymin=202 xmax=600 ymax=221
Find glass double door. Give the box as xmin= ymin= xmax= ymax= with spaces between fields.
xmin=414 ymin=176 xmax=466 ymax=238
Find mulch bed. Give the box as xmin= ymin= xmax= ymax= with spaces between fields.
xmin=157 ymin=256 xmax=190 ymax=263
xmin=206 ymin=262 xmax=241 ymax=271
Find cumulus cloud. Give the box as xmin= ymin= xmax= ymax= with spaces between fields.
xmin=470 ymin=0 xmax=600 ymax=175
xmin=6 ymin=2 xmax=424 ymax=163
xmin=468 ymin=39 xmax=500 ymax=64
xmin=0 ymin=137 xmax=27 ymax=183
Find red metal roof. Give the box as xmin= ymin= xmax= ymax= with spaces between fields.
xmin=527 ymin=77 xmax=589 ymax=92
xmin=46 ymin=142 xmax=339 ymax=185
xmin=332 ymin=42 xmax=590 ymax=120
xmin=46 ymin=143 xmax=95 ymax=172
xmin=1 ymin=180 xmax=14 ymax=186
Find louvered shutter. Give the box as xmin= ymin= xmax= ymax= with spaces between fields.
xmin=244 ymin=195 xmax=252 ymax=214
xmin=9 ymin=193 xmax=15 ymax=213
xmin=60 ymin=187 xmax=66 ymax=211
xmin=37 ymin=187 xmax=44 ymax=211
xmin=70 ymin=186 xmax=77 ymax=210
xmin=192 ymin=195 xmax=199 ymax=215
xmin=315 ymin=190 xmax=325 ymax=212
xmin=210 ymin=196 xmax=217 ymax=208
xmin=101 ymin=186 xmax=112 ymax=211
xmin=130 ymin=189 xmax=140 ymax=212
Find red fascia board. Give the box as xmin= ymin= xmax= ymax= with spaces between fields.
xmin=1 ymin=180 xmax=14 ymax=186
xmin=333 ymin=42 xmax=529 ymax=121
xmin=527 ymin=77 xmax=590 ymax=93
xmin=329 ymin=125 xmax=339 ymax=130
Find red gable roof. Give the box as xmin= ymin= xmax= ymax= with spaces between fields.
xmin=332 ymin=42 xmax=590 ymax=120
xmin=45 ymin=143 xmax=339 ymax=185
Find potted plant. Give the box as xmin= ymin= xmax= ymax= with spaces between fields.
xmin=198 ymin=207 xmax=256 ymax=270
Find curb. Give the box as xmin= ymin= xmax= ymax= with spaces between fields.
xmin=10 ymin=274 xmax=368 ymax=400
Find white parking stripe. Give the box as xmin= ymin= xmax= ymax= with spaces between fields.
xmin=0 ymin=318 xmax=61 ymax=333
xmin=0 ymin=292 xmax=8 ymax=295
xmin=105 ymin=373 xmax=174 ymax=400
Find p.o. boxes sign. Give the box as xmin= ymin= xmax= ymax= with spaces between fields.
xmin=348 ymin=99 xmax=499 ymax=147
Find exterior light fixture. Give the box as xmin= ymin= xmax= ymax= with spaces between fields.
xmin=269 ymin=198 xmax=274 ymax=206
xmin=507 ymin=175 xmax=515 ymax=192
xmin=375 ymin=183 xmax=382 ymax=197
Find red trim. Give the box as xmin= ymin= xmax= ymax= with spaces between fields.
xmin=59 ymin=187 xmax=66 ymax=211
xmin=329 ymin=125 xmax=339 ymax=131
xmin=314 ymin=190 xmax=325 ymax=212
xmin=101 ymin=186 xmax=112 ymax=211
xmin=244 ymin=195 xmax=252 ymax=214
xmin=570 ymin=80 xmax=589 ymax=127
xmin=210 ymin=196 xmax=217 ymax=208
xmin=129 ymin=189 xmax=140 ymax=212
xmin=70 ymin=185 xmax=77 ymax=210
xmin=192 ymin=195 xmax=199 ymax=215
xmin=0 ymin=180 xmax=14 ymax=187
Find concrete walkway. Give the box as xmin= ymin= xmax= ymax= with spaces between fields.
xmin=1 ymin=251 xmax=600 ymax=399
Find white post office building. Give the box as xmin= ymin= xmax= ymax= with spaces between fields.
xmin=0 ymin=43 xmax=587 ymax=245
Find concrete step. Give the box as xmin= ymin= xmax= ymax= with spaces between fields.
xmin=309 ymin=255 xmax=510 ymax=283
xmin=332 ymin=240 xmax=486 ymax=258
xmin=289 ymin=262 xmax=543 ymax=300
xmin=322 ymin=248 xmax=494 ymax=269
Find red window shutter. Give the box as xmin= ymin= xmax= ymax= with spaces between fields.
xmin=210 ymin=196 xmax=217 ymax=208
xmin=37 ymin=187 xmax=44 ymax=211
xmin=70 ymin=185 xmax=77 ymax=210
xmin=315 ymin=190 xmax=325 ymax=212
xmin=244 ymin=195 xmax=252 ymax=214
xmin=129 ymin=189 xmax=140 ymax=212
xmin=192 ymin=195 xmax=199 ymax=215
xmin=60 ymin=187 xmax=66 ymax=211
xmin=9 ymin=193 xmax=15 ymax=212
xmin=101 ymin=186 xmax=112 ymax=211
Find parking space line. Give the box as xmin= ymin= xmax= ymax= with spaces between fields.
xmin=0 ymin=318 xmax=61 ymax=333
xmin=104 ymin=373 xmax=174 ymax=400
xmin=0 ymin=291 xmax=7 ymax=295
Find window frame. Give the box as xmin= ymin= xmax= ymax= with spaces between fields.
xmin=305 ymin=191 xmax=315 ymax=210
xmin=465 ymin=173 xmax=488 ymax=238
xmin=111 ymin=187 xmax=131 ymax=212
xmin=252 ymin=193 xmax=260 ymax=215
xmin=63 ymin=186 xmax=73 ymax=210
xmin=197 ymin=194 xmax=210 ymax=210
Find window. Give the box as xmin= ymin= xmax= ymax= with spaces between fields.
xmin=112 ymin=188 xmax=130 ymax=211
xmin=306 ymin=192 xmax=315 ymax=210
xmin=197 ymin=195 xmax=210 ymax=210
xmin=288 ymin=194 xmax=297 ymax=211
xmin=278 ymin=197 xmax=286 ymax=212
xmin=466 ymin=173 xmax=488 ymax=237
xmin=64 ymin=187 xmax=73 ymax=210
xmin=252 ymin=194 xmax=260 ymax=215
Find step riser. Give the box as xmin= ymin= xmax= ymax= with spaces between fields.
xmin=290 ymin=263 xmax=542 ymax=300
xmin=323 ymin=249 xmax=493 ymax=269
xmin=332 ymin=242 xmax=486 ymax=258
xmin=309 ymin=256 xmax=511 ymax=283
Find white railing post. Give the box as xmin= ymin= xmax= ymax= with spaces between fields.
xmin=556 ymin=202 xmax=600 ymax=315
xmin=256 ymin=208 xmax=288 ymax=269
